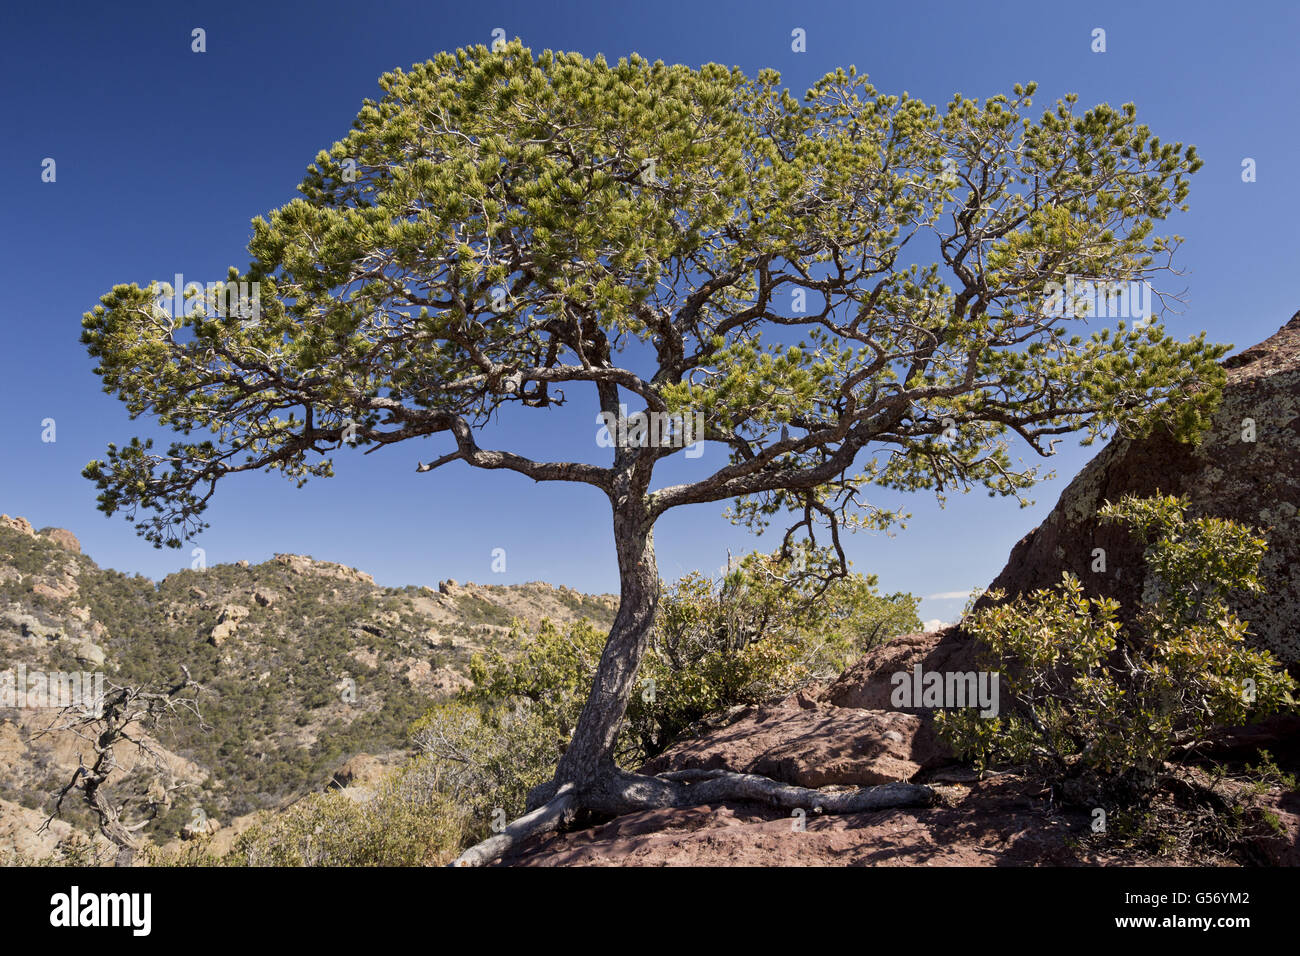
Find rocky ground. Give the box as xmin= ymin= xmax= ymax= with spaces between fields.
xmin=509 ymin=628 xmax=1300 ymax=867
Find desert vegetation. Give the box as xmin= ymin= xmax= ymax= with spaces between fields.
xmin=938 ymin=494 xmax=1297 ymax=861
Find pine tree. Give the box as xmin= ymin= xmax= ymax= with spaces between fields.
xmin=82 ymin=42 xmax=1227 ymax=864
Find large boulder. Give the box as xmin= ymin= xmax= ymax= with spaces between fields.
xmin=40 ymin=529 xmax=80 ymax=554
xmin=642 ymin=689 xmax=949 ymax=787
xmin=820 ymin=628 xmax=980 ymax=711
xmin=330 ymin=753 xmax=387 ymax=789
xmin=208 ymin=604 xmax=250 ymax=647
xmin=986 ymin=309 xmax=1300 ymax=666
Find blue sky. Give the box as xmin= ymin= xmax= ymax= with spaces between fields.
xmin=2 ymin=0 xmax=1297 ymax=625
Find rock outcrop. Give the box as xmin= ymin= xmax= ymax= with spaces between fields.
xmin=820 ymin=629 xmax=980 ymax=711
xmin=0 ymin=518 xmax=79 ymax=554
xmin=642 ymin=689 xmax=948 ymax=787
xmin=209 ymin=603 xmax=250 ymax=646
xmin=0 ymin=516 xmax=35 ymax=537
xmin=40 ymin=529 xmax=80 ymax=554
xmin=273 ymin=553 xmax=376 ymax=585
xmin=987 ymin=310 xmax=1300 ymax=666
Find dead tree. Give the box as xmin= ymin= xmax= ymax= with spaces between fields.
xmin=38 ymin=668 xmax=203 ymax=866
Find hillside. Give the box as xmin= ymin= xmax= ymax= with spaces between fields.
xmin=0 ymin=514 xmax=615 ymax=855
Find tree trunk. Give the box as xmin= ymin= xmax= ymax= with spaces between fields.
xmin=550 ymin=505 xmax=659 ymax=793
xmin=452 ymin=499 xmax=938 ymax=866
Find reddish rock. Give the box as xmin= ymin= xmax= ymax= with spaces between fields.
xmin=641 ymin=690 xmax=949 ymax=787
xmin=1251 ymin=790 xmax=1300 ymax=866
xmin=820 ymin=627 xmax=980 ymax=711
xmin=507 ymin=775 xmax=1129 ymax=867
xmin=985 ymin=310 xmax=1300 ymax=665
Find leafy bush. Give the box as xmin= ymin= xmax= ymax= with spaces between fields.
xmin=408 ymin=699 xmax=562 ymax=841
xmin=938 ymin=494 xmax=1297 ymax=786
xmin=459 ymin=547 xmax=921 ymax=766
xmin=633 ymin=547 xmax=920 ymax=753
xmin=225 ymin=767 xmax=465 ymax=866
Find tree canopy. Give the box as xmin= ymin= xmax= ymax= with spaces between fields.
xmin=83 ymin=41 xmax=1224 ymax=556
xmin=81 ymin=42 xmax=1230 ymax=864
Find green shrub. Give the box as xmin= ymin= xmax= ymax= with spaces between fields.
xmin=3 ymin=831 xmax=111 ymax=868
xmin=459 ymin=546 xmax=921 ymax=765
xmin=938 ymin=494 xmax=1297 ymax=785
xmin=409 ymin=699 xmax=562 ymax=841
xmin=226 ymin=767 xmax=465 ymax=866
xmin=631 ymin=547 xmax=920 ymax=755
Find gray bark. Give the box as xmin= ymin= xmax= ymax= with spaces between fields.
xmin=453 ymin=770 xmax=935 ymax=866
xmin=548 ymin=503 xmax=660 ymax=794
xmin=452 ymin=495 xmax=937 ymax=867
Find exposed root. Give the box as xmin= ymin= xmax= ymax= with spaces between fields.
xmin=452 ymin=783 xmax=579 ymax=867
xmin=452 ymin=770 xmax=936 ymax=867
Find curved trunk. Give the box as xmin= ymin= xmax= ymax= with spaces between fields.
xmin=552 ymin=506 xmax=659 ymax=790
xmin=454 ymin=503 xmax=940 ymax=866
